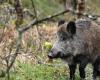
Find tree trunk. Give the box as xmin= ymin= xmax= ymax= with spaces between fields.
xmin=60 ymin=0 xmax=85 ymax=18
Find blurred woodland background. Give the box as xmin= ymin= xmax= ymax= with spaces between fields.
xmin=0 ymin=0 xmax=100 ymax=80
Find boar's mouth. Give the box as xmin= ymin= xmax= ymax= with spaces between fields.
xmin=48 ymin=52 xmax=62 ymax=59
xmin=48 ymin=52 xmax=73 ymax=59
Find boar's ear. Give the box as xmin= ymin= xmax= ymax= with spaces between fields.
xmin=67 ymin=21 xmax=76 ymax=35
xmin=58 ymin=20 xmax=65 ymax=26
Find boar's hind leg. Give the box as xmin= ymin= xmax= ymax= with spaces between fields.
xmin=69 ymin=64 xmax=77 ymax=80
xmin=93 ymin=57 xmax=100 ymax=80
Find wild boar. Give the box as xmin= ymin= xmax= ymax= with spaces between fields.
xmin=48 ymin=19 xmax=100 ymax=80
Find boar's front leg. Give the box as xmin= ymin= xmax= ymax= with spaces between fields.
xmin=79 ymin=63 xmax=87 ymax=80
xmin=74 ymin=54 xmax=88 ymax=80
xmin=69 ymin=63 xmax=77 ymax=80
xmin=93 ymin=56 xmax=100 ymax=80
xmin=79 ymin=58 xmax=88 ymax=80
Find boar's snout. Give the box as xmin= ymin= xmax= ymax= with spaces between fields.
xmin=48 ymin=49 xmax=62 ymax=59
xmin=48 ymin=53 xmax=53 ymax=59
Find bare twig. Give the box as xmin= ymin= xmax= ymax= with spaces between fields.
xmin=5 ymin=41 xmax=14 ymax=80
xmin=20 ymin=10 xmax=69 ymax=33
xmin=31 ymin=0 xmax=42 ymax=52
xmin=5 ymin=29 xmax=22 ymax=80
xmin=6 ymin=31 xmax=22 ymax=73
xmin=5 ymin=0 xmax=23 ymax=80
xmin=20 ymin=9 xmax=100 ymax=33
xmin=31 ymin=0 xmax=38 ymax=20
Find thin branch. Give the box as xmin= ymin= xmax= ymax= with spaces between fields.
xmin=31 ymin=0 xmax=42 ymax=51
xmin=6 ymin=31 xmax=22 ymax=73
xmin=20 ymin=9 xmax=100 ymax=33
xmin=20 ymin=10 xmax=69 ymax=33
xmin=5 ymin=0 xmax=23 ymax=79
xmin=31 ymin=0 xmax=38 ymax=20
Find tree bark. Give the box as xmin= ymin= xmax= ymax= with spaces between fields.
xmin=59 ymin=0 xmax=85 ymax=18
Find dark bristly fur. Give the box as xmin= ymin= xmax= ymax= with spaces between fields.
xmin=48 ymin=19 xmax=100 ymax=80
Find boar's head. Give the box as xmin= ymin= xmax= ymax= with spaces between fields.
xmin=48 ymin=20 xmax=85 ymax=59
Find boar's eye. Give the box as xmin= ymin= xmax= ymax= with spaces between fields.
xmin=58 ymin=32 xmax=68 ymax=41
xmin=60 ymin=36 xmax=67 ymax=41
